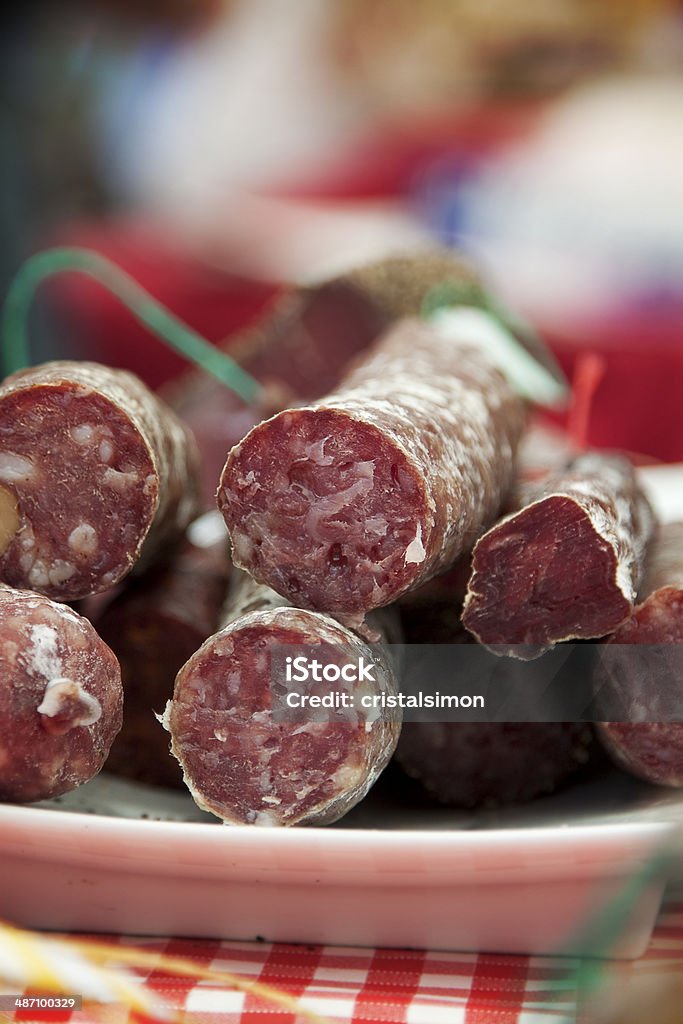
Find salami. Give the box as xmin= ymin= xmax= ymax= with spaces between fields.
xmin=396 ymin=426 xmax=566 ymax=612
xmin=394 ymin=606 xmax=593 ymax=806
xmin=166 ymin=248 xmax=483 ymax=505
xmin=218 ymin=317 xmax=526 ymax=623
xmin=395 ymin=721 xmax=593 ymax=808
xmin=164 ymin=576 xmax=401 ymax=826
xmin=0 ymin=361 xmax=201 ymax=600
xmin=596 ymin=522 xmax=683 ymax=787
xmin=0 ymin=584 xmax=123 ymax=802
xmin=462 ymin=452 xmax=656 ymax=659
xmin=95 ymin=535 xmax=232 ymax=789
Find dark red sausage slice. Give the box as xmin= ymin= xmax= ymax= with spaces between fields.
xmin=0 ymin=361 xmax=201 ymax=600
xmin=0 ymin=584 xmax=123 ymax=802
xmin=164 ymin=577 xmax=401 ymax=826
xmin=462 ymin=452 xmax=656 ymax=659
xmin=218 ymin=318 xmax=526 ymax=625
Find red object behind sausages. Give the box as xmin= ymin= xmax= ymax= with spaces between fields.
xmin=46 ymin=221 xmax=279 ymax=389
xmin=544 ymin=316 xmax=683 ymax=464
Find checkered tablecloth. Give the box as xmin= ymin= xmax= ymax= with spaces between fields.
xmin=17 ymin=892 xmax=679 ymax=1024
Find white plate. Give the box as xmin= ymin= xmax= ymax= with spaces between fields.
xmin=1 ymin=466 xmax=682 ymax=957
xmin=0 ymin=767 xmax=681 ymax=958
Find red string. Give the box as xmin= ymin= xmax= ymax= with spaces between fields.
xmin=567 ymin=352 xmax=607 ymax=452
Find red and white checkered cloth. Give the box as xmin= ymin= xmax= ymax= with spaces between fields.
xmin=11 ymin=895 xmax=683 ymax=1024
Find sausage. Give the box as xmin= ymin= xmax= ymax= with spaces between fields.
xmin=95 ymin=531 xmax=232 ymax=789
xmin=164 ymin=279 xmax=385 ymax=505
xmin=395 ymin=721 xmax=594 ymax=808
xmin=218 ymin=317 xmax=526 ymax=626
xmin=395 ymin=608 xmax=593 ymax=806
xmin=400 ymin=424 xmax=574 ymax=613
xmin=171 ymin=246 xmax=530 ymax=507
xmin=0 ymin=584 xmax=123 ymax=802
xmin=0 ymin=361 xmax=201 ymax=600
xmin=163 ymin=576 xmax=401 ymax=826
xmin=165 ymin=248 xmax=483 ymax=505
xmin=396 ymin=427 xmax=569 ymax=613
xmin=462 ymin=452 xmax=657 ymax=659
xmin=595 ymin=522 xmax=683 ymax=787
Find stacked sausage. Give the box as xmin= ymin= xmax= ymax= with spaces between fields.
xmin=0 ymin=361 xmax=201 ymax=800
xmin=1 ymin=248 xmax=679 ymax=824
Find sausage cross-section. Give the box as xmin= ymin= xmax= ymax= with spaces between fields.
xmin=0 ymin=361 xmax=201 ymax=600
xmin=462 ymin=453 xmax=656 ymax=659
xmin=164 ymin=576 xmax=401 ymax=825
xmin=218 ymin=318 xmax=526 ymax=623
xmin=166 ymin=248 xmax=483 ymax=503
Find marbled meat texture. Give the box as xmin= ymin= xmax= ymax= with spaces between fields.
xmin=596 ymin=522 xmax=683 ymax=787
xmin=0 ymin=361 xmax=201 ymax=600
xmin=218 ymin=317 xmax=526 ymax=623
xmin=0 ymin=583 xmax=123 ymax=802
xmin=462 ymin=452 xmax=657 ymax=659
xmin=164 ymin=575 xmax=401 ymax=826
xmin=96 ymin=538 xmax=232 ymax=789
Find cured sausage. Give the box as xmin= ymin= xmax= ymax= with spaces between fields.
xmin=395 ymin=609 xmax=593 ymax=806
xmin=462 ymin=452 xmax=656 ymax=659
xmin=164 ymin=576 xmax=401 ymax=826
xmin=396 ymin=427 xmax=571 ymax=612
xmin=0 ymin=361 xmax=201 ymax=601
xmin=596 ymin=522 xmax=683 ymax=787
xmin=0 ymin=584 xmax=123 ymax=802
xmin=95 ymin=533 xmax=232 ymax=789
xmin=166 ymin=248 xmax=483 ymax=505
xmin=395 ymin=721 xmax=594 ymax=808
xmin=218 ymin=317 xmax=526 ymax=624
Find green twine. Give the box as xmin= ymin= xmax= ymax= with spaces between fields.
xmin=421 ymin=279 xmax=485 ymax=320
xmin=421 ymin=277 xmax=569 ymax=408
xmin=1 ymin=247 xmax=262 ymax=403
xmin=421 ymin=278 xmax=539 ymax=348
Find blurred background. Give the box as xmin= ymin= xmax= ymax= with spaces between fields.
xmin=1 ymin=0 xmax=683 ymax=458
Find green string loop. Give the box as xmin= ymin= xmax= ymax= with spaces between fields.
xmin=1 ymin=247 xmax=262 ymax=403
